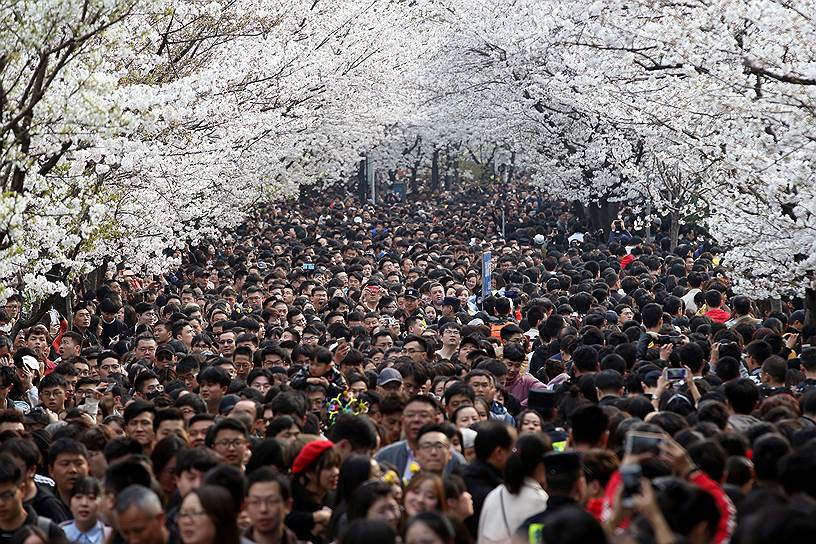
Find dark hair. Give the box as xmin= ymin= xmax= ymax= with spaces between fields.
xmin=333 ymin=454 xmax=372 ymax=510
xmin=569 ymin=404 xmax=609 ymax=446
xmin=47 ymin=438 xmax=88 ymax=468
xmin=347 ymin=479 xmax=393 ymax=521
xmin=175 ymin=447 xmax=221 ymax=476
xmin=203 ymin=465 xmax=247 ymax=512
xmin=246 ymin=467 xmax=291 ymax=502
xmin=70 ymin=475 xmax=102 ymax=499
xmin=339 ymin=519 xmax=397 ymax=544
xmin=328 ymin=414 xmax=378 ymax=453
xmin=150 ymin=436 xmax=186 ymax=478
xmin=405 ymin=512 xmax=455 ymax=544
xmin=0 ymin=453 xmax=22 ymax=485
xmin=187 ymin=485 xmax=240 ymax=544
xmin=103 ymin=459 xmax=152 ymax=494
xmin=473 ymin=420 xmax=515 ymax=462
xmin=504 ymin=433 xmax=552 ymax=494
xmin=123 ymin=400 xmax=156 ymax=425
xmin=0 ymin=438 xmax=40 ymax=470
xmin=723 ymin=378 xmax=759 ymax=415
xmin=103 ymin=437 xmax=143 ymax=463
xmin=205 ymin=417 xmax=248 ymax=447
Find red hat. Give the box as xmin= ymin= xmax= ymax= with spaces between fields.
xmin=291 ymin=440 xmax=334 ymax=474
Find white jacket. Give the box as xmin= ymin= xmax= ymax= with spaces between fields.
xmin=477 ymin=478 xmax=549 ymax=544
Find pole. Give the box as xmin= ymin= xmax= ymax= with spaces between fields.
xmin=502 ymin=208 xmax=506 ymax=239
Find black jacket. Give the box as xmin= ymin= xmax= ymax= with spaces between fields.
xmin=0 ymin=505 xmax=68 ymax=544
xmin=462 ymin=459 xmax=503 ymax=536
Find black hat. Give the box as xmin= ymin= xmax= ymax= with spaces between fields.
xmin=441 ymin=297 xmax=460 ymax=310
xmin=527 ymin=388 xmax=557 ymax=416
xmin=156 ymin=344 xmax=175 ymax=356
xmin=404 ymin=288 xmax=420 ymax=300
xmin=542 ymin=451 xmax=582 ymax=477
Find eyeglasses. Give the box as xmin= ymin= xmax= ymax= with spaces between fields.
xmin=214 ymin=439 xmax=246 ymax=449
xmin=418 ymin=442 xmax=450 ymax=452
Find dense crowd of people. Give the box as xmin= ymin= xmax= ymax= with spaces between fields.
xmin=0 ymin=184 xmax=814 ymax=544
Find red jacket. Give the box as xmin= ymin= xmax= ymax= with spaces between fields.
xmin=706 ymin=307 xmax=731 ymax=324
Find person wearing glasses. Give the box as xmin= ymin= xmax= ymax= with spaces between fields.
xmin=244 ymin=468 xmax=296 ymax=544
xmin=205 ymin=418 xmax=249 ymax=470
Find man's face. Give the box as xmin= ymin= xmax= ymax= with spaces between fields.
xmin=126 ymin=411 xmax=155 ymax=446
xmin=218 ymin=332 xmax=236 ymax=356
xmin=430 ymin=286 xmax=444 ymax=304
xmin=503 ymin=358 xmax=523 ymax=382
xmin=154 ymin=325 xmax=171 ymax=343
xmin=402 ymin=401 xmax=436 ymax=443
xmin=246 ymin=481 xmax=290 ymax=536
xmin=415 ymin=431 xmax=451 ymax=474
xmin=212 ymin=429 xmax=248 ymax=467
xmin=139 ymin=378 xmax=162 ymax=399
xmin=311 ymin=290 xmax=328 ymax=310
xmin=445 ymin=394 xmax=472 ymax=419
xmin=404 ymin=297 xmax=419 ymax=312
xmin=442 ymin=328 xmax=460 ymax=347
xmin=177 ymin=326 xmax=194 ymax=347
xmin=231 ymin=400 xmax=258 ymax=425
xmin=188 ymin=420 xmax=214 ymax=448
xmin=0 ymin=480 xmax=24 ymax=522
xmin=51 ymin=453 xmax=89 ymax=493
xmin=40 ymin=386 xmax=66 ymax=412
xmin=118 ymin=506 xmax=166 ymax=544
xmin=373 ymin=334 xmax=393 ymax=350
xmin=403 ymin=341 xmax=427 ymax=364
xmin=234 ymin=355 xmax=253 ymax=380
xmin=199 ymin=381 xmax=227 ymax=405
xmin=156 ymin=419 xmax=187 ymax=442
xmin=27 ymin=333 xmax=48 ymax=360
xmin=99 ymin=357 xmax=121 ymax=379
xmin=468 ymin=376 xmax=494 ymax=401
xmin=60 ymin=338 xmax=82 ymax=359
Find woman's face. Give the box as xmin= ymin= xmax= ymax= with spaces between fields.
xmin=70 ymin=493 xmax=101 ymax=525
xmin=474 ymin=403 xmax=488 ymax=421
xmin=454 ymin=406 xmax=480 ymax=429
xmin=367 ymin=495 xmax=401 ymax=529
xmin=318 ymin=463 xmax=340 ymax=492
xmin=404 ymin=479 xmax=439 ymax=517
xmin=520 ymin=413 xmax=542 ymax=433
xmin=405 ymin=521 xmax=445 ymax=544
xmin=178 ymin=493 xmax=216 ymax=544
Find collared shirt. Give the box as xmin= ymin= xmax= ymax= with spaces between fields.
xmin=60 ymin=520 xmax=108 ymax=544
xmin=401 ymin=445 xmax=418 ymax=483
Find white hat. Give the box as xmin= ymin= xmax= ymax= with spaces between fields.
xmin=21 ymin=356 xmax=39 ymax=372
xmin=533 ymin=234 xmax=546 ymax=245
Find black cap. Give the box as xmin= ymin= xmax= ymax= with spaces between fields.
xmin=527 ymin=388 xmax=557 ymax=416
xmin=543 ymin=451 xmax=582 ymax=476
xmin=442 ymin=297 xmax=460 ymax=309
xmin=404 ymin=288 xmax=420 ymax=300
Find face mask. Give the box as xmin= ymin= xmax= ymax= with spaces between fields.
xmin=146 ymin=390 xmax=161 ymax=400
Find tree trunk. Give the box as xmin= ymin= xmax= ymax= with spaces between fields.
xmin=805 ymin=287 xmax=816 ymax=326
xmin=430 ymin=148 xmax=440 ymax=192
xmin=669 ymin=211 xmax=680 ymax=252
xmin=574 ymin=200 xmax=620 ymax=231
xmin=357 ymin=159 xmax=367 ymax=203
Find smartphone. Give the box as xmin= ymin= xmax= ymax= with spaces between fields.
xmin=625 ymin=431 xmax=664 ymax=455
xmin=302 ymin=263 xmax=315 ymax=271
xmin=621 ymin=464 xmax=642 ymax=508
xmin=666 ymin=368 xmax=687 ymax=382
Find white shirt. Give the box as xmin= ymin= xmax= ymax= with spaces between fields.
xmin=478 ymin=478 xmax=549 ymax=544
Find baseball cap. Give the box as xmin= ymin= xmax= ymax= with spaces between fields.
xmin=377 ymin=368 xmax=404 ymax=387
xmin=404 ymin=288 xmax=420 ymax=300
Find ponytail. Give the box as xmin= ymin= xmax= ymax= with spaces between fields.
xmin=504 ymin=433 xmax=552 ymax=494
